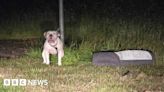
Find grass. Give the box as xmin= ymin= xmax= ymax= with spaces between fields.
xmin=0 ymin=56 xmax=163 ymax=92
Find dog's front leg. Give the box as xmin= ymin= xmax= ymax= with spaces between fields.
xmin=58 ymin=53 xmax=62 ymax=66
xmin=57 ymin=50 xmax=64 ymax=66
xmin=42 ymin=50 xmax=50 ymax=65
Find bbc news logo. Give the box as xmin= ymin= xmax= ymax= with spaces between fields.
xmin=3 ymin=79 xmax=48 ymax=86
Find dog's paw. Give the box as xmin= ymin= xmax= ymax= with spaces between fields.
xmin=45 ymin=62 xmax=50 ymax=65
xmin=43 ymin=61 xmax=50 ymax=65
xmin=58 ymin=62 xmax=62 ymax=66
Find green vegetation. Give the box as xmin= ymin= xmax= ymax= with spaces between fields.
xmin=0 ymin=14 xmax=163 ymax=64
xmin=0 ymin=57 xmax=164 ymax=92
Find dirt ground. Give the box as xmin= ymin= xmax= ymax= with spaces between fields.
xmin=0 ymin=39 xmax=40 ymax=58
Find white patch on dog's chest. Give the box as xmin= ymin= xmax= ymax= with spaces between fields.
xmin=44 ymin=41 xmax=57 ymax=54
xmin=48 ymin=46 xmax=57 ymax=54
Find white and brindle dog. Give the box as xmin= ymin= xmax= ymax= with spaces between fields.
xmin=42 ymin=30 xmax=64 ymax=66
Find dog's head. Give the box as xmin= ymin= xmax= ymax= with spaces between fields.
xmin=44 ymin=30 xmax=60 ymax=44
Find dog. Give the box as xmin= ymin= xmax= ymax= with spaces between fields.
xmin=42 ymin=30 xmax=64 ymax=66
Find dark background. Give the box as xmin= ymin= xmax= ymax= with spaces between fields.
xmin=1 ymin=0 xmax=164 ymax=22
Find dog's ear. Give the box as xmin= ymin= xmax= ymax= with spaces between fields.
xmin=43 ymin=32 xmax=47 ymax=38
xmin=56 ymin=28 xmax=61 ymax=37
xmin=57 ymin=32 xmax=61 ymax=37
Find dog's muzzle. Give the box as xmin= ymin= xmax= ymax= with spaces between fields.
xmin=48 ymin=39 xmax=55 ymax=43
xmin=48 ymin=35 xmax=55 ymax=43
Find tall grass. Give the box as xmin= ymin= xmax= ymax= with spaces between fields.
xmin=65 ymin=16 xmax=164 ymax=65
xmin=0 ymin=11 xmax=163 ymax=65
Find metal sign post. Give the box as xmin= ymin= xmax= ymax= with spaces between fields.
xmin=59 ymin=0 xmax=64 ymax=45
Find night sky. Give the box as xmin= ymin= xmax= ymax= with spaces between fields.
xmin=1 ymin=0 xmax=164 ymax=21
xmin=0 ymin=0 xmax=58 ymax=20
